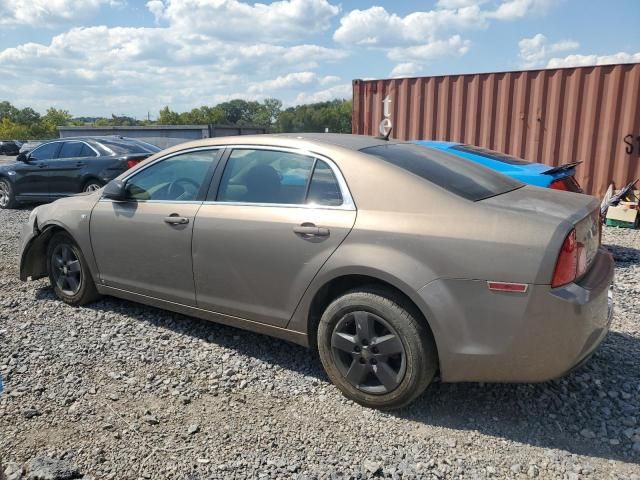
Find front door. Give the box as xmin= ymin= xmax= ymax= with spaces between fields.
xmin=91 ymin=148 xmax=221 ymax=305
xmin=193 ymin=148 xmax=356 ymax=327
xmin=13 ymin=141 xmax=61 ymax=199
xmin=48 ymin=141 xmax=97 ymax=196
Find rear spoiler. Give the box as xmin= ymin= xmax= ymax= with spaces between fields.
xmin=541 ymin=161 xmax=582 ymax=175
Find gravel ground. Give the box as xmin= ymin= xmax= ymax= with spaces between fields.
xmin=0 ymin=207 xmax=639 ymax=479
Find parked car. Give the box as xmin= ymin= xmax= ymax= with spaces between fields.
xmin=414 ymin=141 xmax=583 ymax=192
xmin=0 ymin=140 xmax=20 ymax=156
xmin=19 ymin=134 xmax=613 ymax=409
xmin=0 ymin=136 xmax=160 ymax=208
xmin=19 ymin=140 xmax=44 ymax=154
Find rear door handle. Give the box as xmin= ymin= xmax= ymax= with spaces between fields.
xmin=293 ymin=224 xmax=330 ymax=237
xmin=164 ymin=215 xmax=189 ymax=225
xmin=76 ymin=162 xmax=86 ymax=167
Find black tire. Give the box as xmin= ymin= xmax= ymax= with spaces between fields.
xmin=82 ymin=179 xmax=105 ymax=193
xmin=46 ymin=232 xmax=101 ymax=306
xmin=0 ymin=178 xmax=17 ymax=209
xmin=318 ymin=287 xmax=437 ymax=410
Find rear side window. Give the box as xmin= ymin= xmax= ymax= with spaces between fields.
xmin=80 ymin=144 xmax=97 ymax=157
xmin=307 ymin=160 xmax=342 ymax=206
xmin=58 ymin=142 xmax=85 ymax=159
xmin=217 ymin=149 xmax=315 ymax=204
xmin=362 ymin=143 xmax=523 ymax=201
xmin=451 ymin=144 xmax=532 ymax=165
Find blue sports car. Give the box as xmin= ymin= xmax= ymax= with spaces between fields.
xmin=415 ymin=141 xmax=583 ymax=193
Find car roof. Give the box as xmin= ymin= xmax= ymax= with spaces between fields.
xmin=273 ymin=133 xmax=404 ymax=151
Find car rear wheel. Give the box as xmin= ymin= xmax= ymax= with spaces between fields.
xmin=318 ymin=288 xmax=437 ymax=410
xmin=83 ymin=180 xmax=105 ymax=193
xmin=47 ymin=232 xmax=101 ymax=306
xmin=0 ymin=178 xmax=17 ymax=209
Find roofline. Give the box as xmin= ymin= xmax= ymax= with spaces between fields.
xmin=353 ymin=61 xmax=640 ymax=84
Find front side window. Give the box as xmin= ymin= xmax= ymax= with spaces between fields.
xmin=125 ymin=149 xmax=219 ymax=201
xmin=30 ymin=142 xmax=60 ymax=161
xmin=217 ymin=149 xmax=315 ymax=204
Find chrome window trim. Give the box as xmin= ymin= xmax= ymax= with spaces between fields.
xmin=120 ymin=146 xmax=222 ymax=182
xmin=117 ymin=144 xmax=356 ymax=211
xmin=32 ymin=139 xmax=100 ymax=159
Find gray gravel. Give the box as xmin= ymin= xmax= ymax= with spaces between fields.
xmin=1 ymin=207 xmax=639 ymax=479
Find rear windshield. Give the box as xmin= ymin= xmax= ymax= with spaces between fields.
xmin=451 ymin=144 xmax=531 ymax=165
xmin=98 ymin=139 xmax=159 ymax=154
xmin=362 ymin=143 xmax=523 ymax=201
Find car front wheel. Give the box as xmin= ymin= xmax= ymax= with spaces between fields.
xmin=83 ymin=180 xmax=105 ymax=193
xmin=46 ymin=232 xmax=101 ymax=306
xmin=318 ymin=288 xmax=438 ymax=410
xmin=0 ymin=178 xmax=17 ymax=209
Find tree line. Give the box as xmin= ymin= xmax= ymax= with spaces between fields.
xmin=0 ymin=98 xmax=352 ymax=140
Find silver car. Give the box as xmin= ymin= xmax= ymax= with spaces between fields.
xmin=18 ymin=134 xmax=614 ymax=409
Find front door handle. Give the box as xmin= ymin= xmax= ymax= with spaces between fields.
xmin=76 ymin=162 xmax=86 ymax=167
xmin=38 ymin=163 xmax=48 ymax=168
xmin=164 ymin=214 xmax=189 ymax=225
xmin=293 ymin=224 xmax=330 ymax=237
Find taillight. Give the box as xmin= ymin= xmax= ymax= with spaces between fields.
xmin=550 ymin=177 xmax=583 ymax=193
xmin=552 ymin=229 xmax=578 ymax=287
xmin=127 ymin=159 xmax=142 ymax=169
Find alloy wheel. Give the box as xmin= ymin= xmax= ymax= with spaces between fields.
xmin=0 ymin=182 xmax=9 ymax=208
xmin=51 ymin=244 xmax=83 ymax=296
xmin=84 ymin=183 xmax=102 ymax=192
xmin=331 ymin=310 xmax=407 ymax=394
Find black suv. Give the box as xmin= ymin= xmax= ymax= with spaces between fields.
xmin=0 ymin=136 xmax=160 ymax=209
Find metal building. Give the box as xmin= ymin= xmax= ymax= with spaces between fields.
xmin=58 ymin=124 xmax=266 ymax=149
xmin=352 ymin=63 xmax=640 ymax=197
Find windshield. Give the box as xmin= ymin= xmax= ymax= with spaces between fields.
xmin=362 ymin=143 xmax=524 ymax=201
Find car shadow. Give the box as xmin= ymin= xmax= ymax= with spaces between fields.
xmin=35 ymin=284 xmax=639 ymax=464
xmin=604 ymin=243 xmax=640 ymax=267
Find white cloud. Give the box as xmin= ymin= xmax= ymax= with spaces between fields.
xmin=0 ymin=0 xmax=118 ymax=26
xmin=486 ymin=0 xmax=556 ymax=20
xmin=388 ymin=35 xmax=471 ymax=62
xmin=295 ymin=83 xmax=351 ymax=104
xmin=518 ymin=33 xmax=579 ymax=68
xmin=0 ymin=22 xmax=347 ymax=116
xmin=147 ymin=0 xmax=340 ymax=42
xmin=546 ymin=51 xmax=640 ymax=69
xmin=333 ymin=5 xmax=483 ymax=47
xmin=390 ymin=62 xmax=424 ymax=78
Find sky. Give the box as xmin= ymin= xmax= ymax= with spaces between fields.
xmin=0 ymin=0 xmax=638 ymax=119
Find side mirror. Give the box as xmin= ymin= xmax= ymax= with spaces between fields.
xmin=102 ymin=179 xmax=127 ymax=200
xmin=16 ymin=152 xmax=28 ymax=162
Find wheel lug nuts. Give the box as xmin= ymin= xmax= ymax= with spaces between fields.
xmin=370 ymin=358 xmax=377 ymax=365
xmin=353 ymin=346 xmax=361 ymax=352
xmin=361 ymin=339 xmax=369 ymax=346
xmin=371 ymin=346 xmax=379 ymax=354
xmin=358 ymin=358 xmax=366 ymax=364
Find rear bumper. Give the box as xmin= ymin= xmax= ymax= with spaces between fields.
xmin=419 ymin=247 xmax=614 ymax=383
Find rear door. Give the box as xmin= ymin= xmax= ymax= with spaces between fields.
xmin=13 ymin=141 xmax=61 ymax=199
xmin=91 ymin=148 xmax=222 ymax=305
xmin=48 ymin=141 xmax=97 ymax=196
xmin=193 ymin=147 xmax=356 ymax=327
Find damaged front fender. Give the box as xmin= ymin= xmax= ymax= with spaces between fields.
xmin=18 ymin=213 xmax=53 ymax=281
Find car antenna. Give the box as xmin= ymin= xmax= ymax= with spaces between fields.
xmin=377 ymin=127 xmax=393 ymax=141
